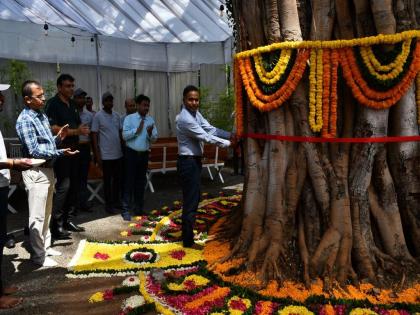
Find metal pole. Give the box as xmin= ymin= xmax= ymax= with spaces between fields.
xmin=165 ymin=43 xmax=172 ymax=135
xmin=95 ymin=34 xmax=102 ymax=110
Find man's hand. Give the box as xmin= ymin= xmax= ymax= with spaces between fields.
xmin=78 ymin=124 xmax=90 ymax=136
xmin=12 ymin=159 xmax=32 ymax=171
xmin=146 ymin=124 xmax=154 ymax=136
xmin=63 ymin=148 xmax=79 ymax=156
xmin=57 ymin=124 xmax=69 ymax=141
xmin=136 ymin=119 xmax=145 ymax=134
xmin=221 ymin=139 xmax=231 ymax=148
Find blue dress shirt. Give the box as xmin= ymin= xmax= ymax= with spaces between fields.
xmin=176 ymin=107 xmax=231 ymax=156
xmin=122 ymin=113 xmax=158 ymax=152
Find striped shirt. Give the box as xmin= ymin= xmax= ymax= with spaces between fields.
xmin=16 ymin=107 xmax=64 ymax=159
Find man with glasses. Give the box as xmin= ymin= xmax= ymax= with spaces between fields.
xmin=16 ymin=80 xmax=78 ymax=267
xmin=45 ymin=74 xmax=89 ymax=239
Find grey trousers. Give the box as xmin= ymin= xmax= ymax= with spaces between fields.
xmin=22 ymin=167 xmax=54 ymax=264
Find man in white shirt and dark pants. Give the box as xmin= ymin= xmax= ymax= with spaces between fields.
xmin=176 ymin=85 xmax=233 ymax=249
xmin=0 ymin=83 xmax=32 ymax=309
xmin=91 ymin=92 xmax=123 ymax=214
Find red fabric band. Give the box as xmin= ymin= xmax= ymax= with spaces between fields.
xmin=242 ymin=133 xmax=420 ymax=143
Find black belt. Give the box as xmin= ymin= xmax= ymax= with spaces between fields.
xmin=127 ymin=147 xmax=149 ymax=156
xmin=178 ymin=155 xmax=202 ymax=160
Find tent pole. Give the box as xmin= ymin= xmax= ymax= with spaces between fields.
xmin=95 ymin=34 xmax=102 ymax=110
xmin=165 ymin=43 xmax=171 ymax=135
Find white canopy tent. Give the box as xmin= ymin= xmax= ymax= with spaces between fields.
xmin=0 ymin=0 xmax=232 ymax=71
xmin=0 ymin=0 xmax=233 ymax=137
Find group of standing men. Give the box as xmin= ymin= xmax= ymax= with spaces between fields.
xmin=0 ymin=76 xmax=235 ymax=309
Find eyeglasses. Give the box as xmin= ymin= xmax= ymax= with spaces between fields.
xmin=31 ymin=95 xmax=45 ymax=101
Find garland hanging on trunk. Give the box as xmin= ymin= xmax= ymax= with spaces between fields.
xmin=234 ymin=30 xmax=420 ymax=137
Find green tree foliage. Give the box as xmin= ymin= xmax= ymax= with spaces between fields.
xmin=0 ymin=60 xmax=31 ymax=98
xmin=199 ymin=86 xmax=235 ymax=132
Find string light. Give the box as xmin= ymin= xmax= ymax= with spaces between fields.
xmin=43 ymin=22 xmax=49 ymax=36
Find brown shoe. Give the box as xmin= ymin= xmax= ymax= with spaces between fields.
xmin=0 ymin=296 xmax=23 ymax=309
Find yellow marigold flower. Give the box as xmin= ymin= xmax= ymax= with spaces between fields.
xmin=349 ymin=308 xmax=378 ymax=315
xmin=88 ymin=292 xmax=104 ymax=303
xmin=278 ymin=305 xmax=314 ymax=315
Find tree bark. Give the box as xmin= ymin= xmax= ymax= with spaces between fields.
xmin=221 ymin=0 xmax=419 ymax=290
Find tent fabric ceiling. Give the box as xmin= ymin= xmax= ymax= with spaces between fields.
xmin=0 ymin=0 xmax=231 ymax=43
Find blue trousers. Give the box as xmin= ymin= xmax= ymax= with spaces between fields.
xmin=122 ymin=148 xmax=149 ymax=214
xmin=177 ymin=157 xmax=202 ymax=247
xmin=0 ymin=186 xmax=9 ymax=296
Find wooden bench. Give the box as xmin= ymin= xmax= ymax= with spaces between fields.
xmin=147 ymin=137 xmax=228 ymax=192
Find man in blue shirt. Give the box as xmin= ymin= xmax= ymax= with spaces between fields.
xmin=122 ymin=94 xmax=157 ymax=220
xmin=16 ymin=80 xmax=78 ymax=267
xmin=176 ymin=85 xmax=232 ymax=249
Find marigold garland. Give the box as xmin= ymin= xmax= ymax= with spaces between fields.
xmin=235 ymin=30 xmax=420 ymax=59
xmin=234 ymin=58 xmax=244 ymax=136
xmin=359 ymin=39 xmax=411 ymax=80
xmin=253 ymin=49 xmax=293 ymax=84
xmin=308 ymin=49 xmax=324 ymax=132
xmin=234 ymin=30 xmax=420 ymax=136
xmin=416 ymin=73 xmax=420 ymax=124
xmin=329 ymin=50 xmax=339 ymax=137
xmin=339 ymin=42 xmax=420 ymax=108
xmin=360 ymin=39 xmax=411 ymax=73
xmin=321 ymin=49 xmax=331 ymax=136
xmin=238 ymin=49 xmax=309 ymax=111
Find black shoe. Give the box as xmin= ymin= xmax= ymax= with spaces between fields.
xmin=65 ymin=221 xmax=85 ymax=232
xmin=52 ymin=229 xmax=71 ymax=240
xmin=5 ymin=234 xmax=16 ymax=249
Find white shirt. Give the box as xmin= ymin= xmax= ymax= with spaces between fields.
xmin=91 ymin=109 xmax=123 ymax=160
xmin=79 ymin=109 xmax=93 ymax=142
xmin=0 ymin=130 xmax=11 ymax=187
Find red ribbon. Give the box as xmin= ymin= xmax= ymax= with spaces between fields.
xmin=242 ymin=133 xmax=420 ymax=143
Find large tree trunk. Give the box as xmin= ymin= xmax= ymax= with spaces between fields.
xmin=219 ymin=0 xmax=419 ymax=290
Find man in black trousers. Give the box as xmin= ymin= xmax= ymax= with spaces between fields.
xmin=176 ymin=85 xmax=234 ymax=249
xmin=45 ymin=74 xmax=89 ymax=238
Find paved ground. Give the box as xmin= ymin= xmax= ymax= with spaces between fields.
xmin=1 ymin=168 xmax=243 ymax=315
